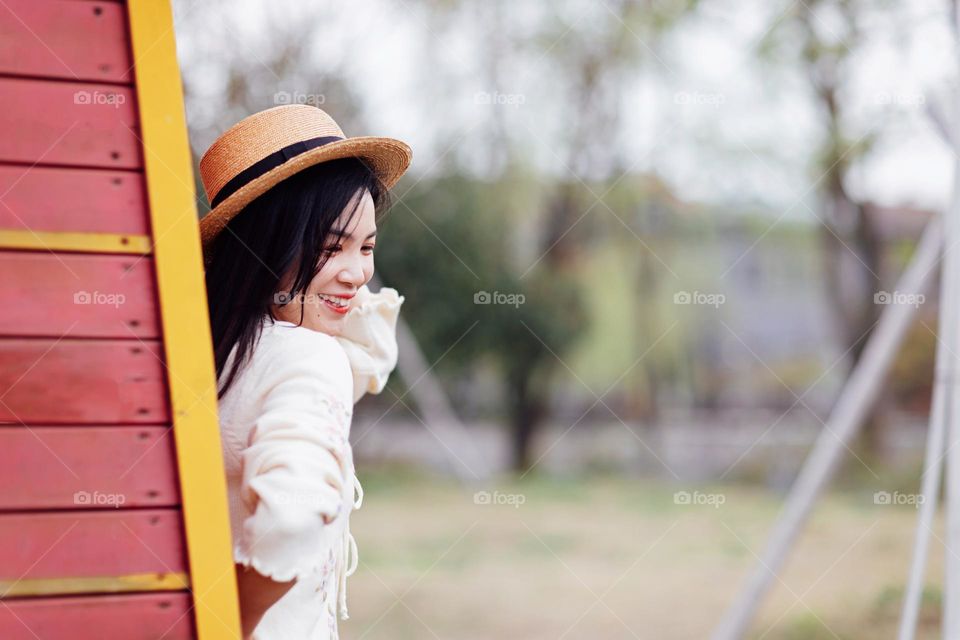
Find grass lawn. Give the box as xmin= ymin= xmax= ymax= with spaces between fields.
xmin=344 ymin=467 xmax=943 ymax=639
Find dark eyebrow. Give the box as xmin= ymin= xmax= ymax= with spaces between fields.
xmin=332 ymin=229 xmax=377 ymax=241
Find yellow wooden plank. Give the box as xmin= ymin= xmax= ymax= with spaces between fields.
xmin=0 ymin=572 xmax=190 ymax=597
xmin=126 ymin=2 xmax=242 ymax=639
xmin=0 ymin=230 xmax=152 ymax=254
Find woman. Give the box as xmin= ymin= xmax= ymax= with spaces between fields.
xmin=198 ymin=104 xmax=411 ymax=639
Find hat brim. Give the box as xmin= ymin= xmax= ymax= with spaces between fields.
xmin=199 ymin=136 xmax=411 ymax=251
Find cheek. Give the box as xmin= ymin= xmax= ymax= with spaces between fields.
xmin=363 ymin=254 xmax=375 ymax=279
xmin=308 ymin=257 xmax=341 ymax=292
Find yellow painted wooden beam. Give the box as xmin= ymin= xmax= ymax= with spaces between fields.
xmin=1 ymin=572 xmax=190 ymax=597
xmin=127 ymin=2 xmax=242 ymax=639
xmin=0 ymin=230 xmax=152 ymax=254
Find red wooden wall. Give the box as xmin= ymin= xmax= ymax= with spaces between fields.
xmin=0 ymin=1 xmax=196 ymax=637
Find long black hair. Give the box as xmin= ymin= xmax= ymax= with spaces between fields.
xmin=204 ymin=157 xmax=391 ymax=399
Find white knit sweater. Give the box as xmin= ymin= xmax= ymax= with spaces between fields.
xmin=217 ymin=284 xmax=404 ymax=640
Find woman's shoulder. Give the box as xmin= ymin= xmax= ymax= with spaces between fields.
xmin=254 ymin=316 xmax=354 ymax=398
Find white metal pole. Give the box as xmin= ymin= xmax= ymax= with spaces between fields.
xmin=898 ymin=227 xmax=952 ymax=640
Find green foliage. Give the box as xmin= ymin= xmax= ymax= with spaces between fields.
xmin=375 ymin=172 xmax=588 ymax=391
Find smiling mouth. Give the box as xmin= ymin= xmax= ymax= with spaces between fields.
xmin=317 ymin=293 xmax=352 ymax=315
xmin=318 ymin=293 xmax=349 ymax=308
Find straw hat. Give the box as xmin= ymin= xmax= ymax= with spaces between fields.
xmin=197 ymin=104 xmax=412 ymax=250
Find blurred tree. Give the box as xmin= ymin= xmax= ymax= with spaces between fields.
xmin=757 ymin=1 xmax=879 ymax=366
xmin=517 ymin=0 xmax=697 ymax=443
xmin=405 ymin=0 xmax=700 ymax=469
xmin=375 ymin=172 xmax=586 ymax=472
xmin=757 ymin=0 xmax=887 ymax=450
xmin=463 ymin=0 xmax=693 ymax=467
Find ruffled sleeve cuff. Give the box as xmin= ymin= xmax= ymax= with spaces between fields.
xmin=335 ymin=284 xmax=405 ymax=403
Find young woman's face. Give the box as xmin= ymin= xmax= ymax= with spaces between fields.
xmin=272 ymin=188 xmax=377 ymax=336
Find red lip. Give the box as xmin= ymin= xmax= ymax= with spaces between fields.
xmin=318 ymin=292 xmax=354 ymax=316
xmin=322 ymin=292 xmax=356 ymax=299
xmin=321 ymin=297 xmax=351 ymax=315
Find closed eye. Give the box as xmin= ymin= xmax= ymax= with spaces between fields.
xmin=323 ymin=244 xmax=375 ymax=254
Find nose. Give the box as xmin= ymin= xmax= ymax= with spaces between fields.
xmin=337 ymin=254 xmax=367 ymax=288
